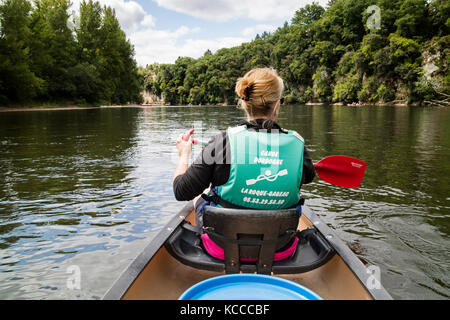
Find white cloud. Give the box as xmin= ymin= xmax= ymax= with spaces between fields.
xmin=141 ymin=15 xmax=156 ymax=28
xmin=154 ymin=0 xmax=236 ymax=22
xmin=71 ymin=0 xmax=154 ymax=33
xmin=70 ymin=0 xmax=203 ymax=64
xmin=130 ymin=26 xmax=195 ymax=47
xmin=104 ymin=0 xmax=146 ymax=32
xmin=130 ymin=27 xmax=247 ymax=65
xmin=154 ymin=0 xmax=329 ymax=22
xmin=67 ymin=0 xmax=328 ymax=66
xmin=68 ymin=0 xmax=256 ymax=65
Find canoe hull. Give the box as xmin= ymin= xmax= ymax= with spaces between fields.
xmin=104 ymin=202 xmax=392 ymax=300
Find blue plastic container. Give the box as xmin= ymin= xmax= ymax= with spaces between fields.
xmin=179 ymin=274 xmax=322 ymax=300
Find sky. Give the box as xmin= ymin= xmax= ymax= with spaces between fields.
xmin=70 ymin=0 xmax=329 ymax=67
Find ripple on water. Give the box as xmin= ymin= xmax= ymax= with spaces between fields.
xmin=0 ymin=106 xmax=449 ymax=300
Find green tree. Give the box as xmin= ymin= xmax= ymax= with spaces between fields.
xmin=74 ymin=2 xmax=141 ymax=104
xmin=76 ymin=0 xmax=102 ymax=65
xmin=428 ymin=0 xmax=450 ymax=37
xmin=141 ymin=0 xmax=448 ymax=106
xmin=0 ymin=0 xmax=43 ymax=103
xmin=291 ymin=2 xmax=325 ymax=26
xmin=394 ymin=0 xmax=428 ymax=40
xmin=29 ymin=0 xmax=77 ymax=99
xmin=67 ymin=62 xmax=101 ymax=103
xmin=312 ymin=66 xmax=333 ymax=102
xmin=333 ymin=75 xmax=361 ymax=103
xmin=376 ymin=84 xmax=396 ymax=102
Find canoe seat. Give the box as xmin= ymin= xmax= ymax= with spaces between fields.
xmin=165 ymin=206 xmax=335 ymax=275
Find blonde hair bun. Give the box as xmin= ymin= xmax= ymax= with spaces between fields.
xmin=235 ymin=68 xmax=284 ymax=117
xmin=236 ymin=78 xmax=255 ymax=101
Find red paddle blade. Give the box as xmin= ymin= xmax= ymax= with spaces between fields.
xmin=314 ymin=156 xmax=367 ymax=188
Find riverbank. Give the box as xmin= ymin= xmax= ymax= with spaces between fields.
xmin=0 ymin=105 xmax=99 ymax=112
xmin=308 ymin=102 xmax=412 ymax=107
xmin=0 ymin=101 xmax=429 ymax=112
xmin=0 ymin=104 xmax=142 ymax=113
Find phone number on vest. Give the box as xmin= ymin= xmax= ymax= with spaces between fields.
xmin=243 ymin=197 xmax=286 ymax=205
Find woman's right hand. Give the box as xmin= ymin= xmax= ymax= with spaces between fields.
xmin=176 ymin=129 xmax=197 ymax=158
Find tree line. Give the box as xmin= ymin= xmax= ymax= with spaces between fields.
xmin=0 ymin=0 xmax=142 ymax=106
xmin=143 ymin=0 xmax=449 ymax=106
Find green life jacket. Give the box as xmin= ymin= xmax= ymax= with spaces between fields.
xmin=215 ymin=125 xmax=304 ymax=210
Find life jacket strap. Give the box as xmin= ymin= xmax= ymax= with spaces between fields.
xmin=201 ymin=193 xmax=249 ymax=210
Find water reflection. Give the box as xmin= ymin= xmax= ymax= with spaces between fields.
xmin=0 ymin=105 xmax=449 ymax=299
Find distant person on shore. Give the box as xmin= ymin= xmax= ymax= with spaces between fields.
xmin=172 ymin=67 xmax=316 ymax=228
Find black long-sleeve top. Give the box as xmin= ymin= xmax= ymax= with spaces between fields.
xmin=173 ymin=119 xmax=316 ymax=201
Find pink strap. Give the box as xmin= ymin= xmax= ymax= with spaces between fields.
xmin=201 ymin=233 xmax=298 ymax=262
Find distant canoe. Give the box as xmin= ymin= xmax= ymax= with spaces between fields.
xmin=348 ymin=103 xmax=367 ymax=107
xmin=141 ymin=104 xmax=153 ymax=106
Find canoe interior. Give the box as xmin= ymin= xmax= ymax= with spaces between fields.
xmin=122 ymin=210 xmax=373 ymax=300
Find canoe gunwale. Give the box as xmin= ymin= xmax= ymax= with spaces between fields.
xmin=301 ymin=206 xmax=392 ymax=300
xmin=103 ymin=202 xmax=392 ymax=300
xmin=102 ymin=202 xmax=194 ymax=300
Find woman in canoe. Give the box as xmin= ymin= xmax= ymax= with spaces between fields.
xmin=173 ymin=67 xmax=315 ymax=227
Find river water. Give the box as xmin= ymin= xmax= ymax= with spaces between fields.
xmin=0 ymin=105 xmax=448 ymax=299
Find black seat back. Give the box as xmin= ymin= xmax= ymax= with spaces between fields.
xmin=203 ymin=206 xmax=300 ymax=274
